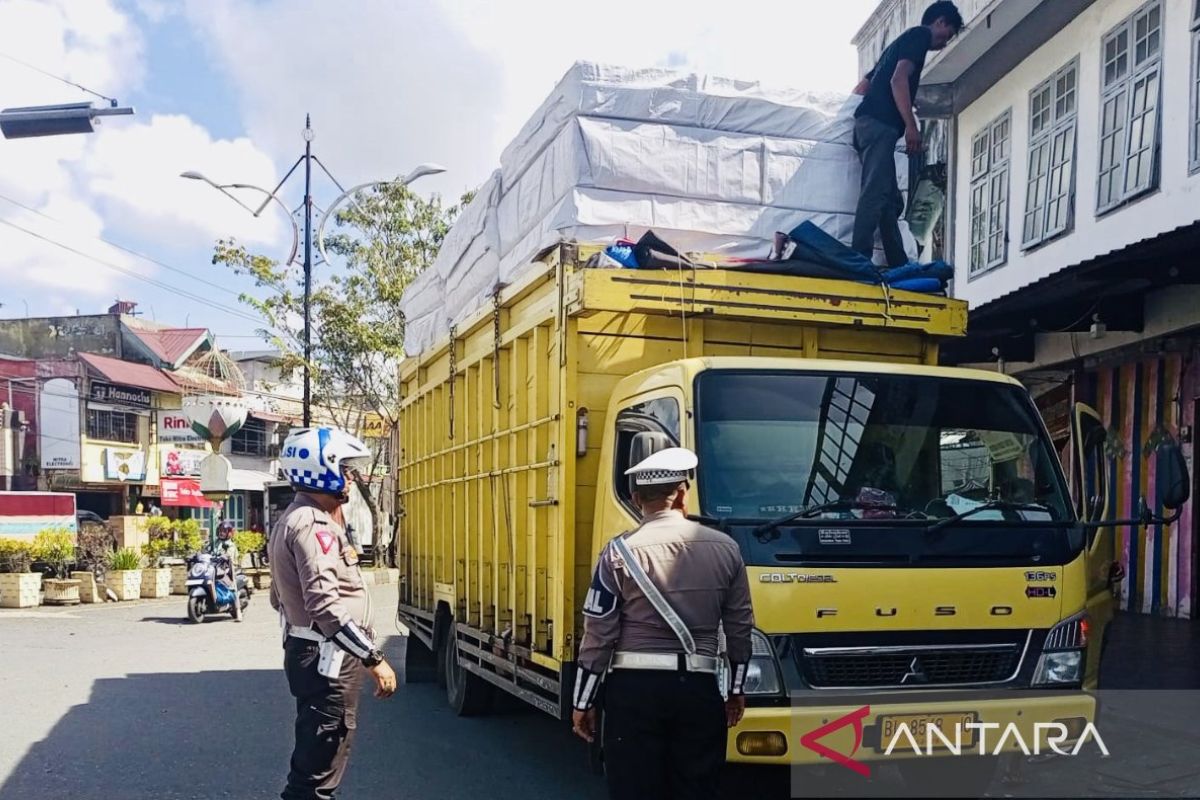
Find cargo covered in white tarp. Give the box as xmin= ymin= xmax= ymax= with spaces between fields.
xmin=402 ymin=61 xmax=910 ymax=355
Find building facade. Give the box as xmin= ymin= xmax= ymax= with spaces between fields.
xmin=855 ymin=0 xmax=1200 ymax=616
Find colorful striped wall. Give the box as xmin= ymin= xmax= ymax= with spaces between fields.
xmin=1076 ymin=352 xmax=1196 ymax=618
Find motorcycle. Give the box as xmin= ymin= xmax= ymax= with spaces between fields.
xmin=185 ymin=550 xmax=252 ymax=623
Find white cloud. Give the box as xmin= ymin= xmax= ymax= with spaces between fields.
xmin=0 ymin=0 xmax=284 ymax=310
xmin=183 ymin=0 xmax=506 ymax=202
xmin=84 ymin=113 xmax=284 ymax=248
xmin=185 ymin=0 xmax=878 ymax=199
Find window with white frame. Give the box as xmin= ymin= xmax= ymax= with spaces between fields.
xmin=1191 ymin=3 xmax=1200 ymax=172
xmin=1023 ymin=60 xmax=1079 ymax=247
xmin=969 ymin=111 xmax=1012 ymax=275
xmin=1098 ymin=0 xmax=1162 ymax=212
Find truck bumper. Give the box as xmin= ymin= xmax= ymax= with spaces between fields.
xmin=728 ymin=692 xmax=1097 ymax=765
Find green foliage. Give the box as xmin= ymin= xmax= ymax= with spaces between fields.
xmin=211 ymin=183 xmax=470 ymax=432
xmin=232 ymin=531 xmax=265 ymax=558
xmin=0 ymin=538 xmax=34 ymax=574
xmin=212 ymin=181 xmax=470 ymax=552
xmin=142 ymin=517 xmax=205 ymax=562
xmin=32 ymin=528 xmax=76 ymax=577
xmin=107 ymin=548 xmax=142 ymax=571
xmin=171 ymin=519 xmax=206 ymax=557
xmin=141 ymin=538 xmax=170 ymax=566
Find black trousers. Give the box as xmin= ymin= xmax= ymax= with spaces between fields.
xmin=852 ymin=115 xmax=908 ymax=268
xmin=603 ymin=670 xmax=727 ymax=800
xmin=281 ymin=638 xmax=366 ymax=800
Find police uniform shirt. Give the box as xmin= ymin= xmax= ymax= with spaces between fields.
xmin=574 ymin=509 xmax=755 ymax=709
xmin=269 ymin=494 xmax=378 ymax=660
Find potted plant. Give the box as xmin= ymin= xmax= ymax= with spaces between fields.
xmin=34 ymin=528 xmax=80 ymax=605
xmin=139 ymin=538 xmax=172 ymax=598
xmin=168 ymin=519 xmax=205 ymax=595
xmin=231 ymin=530 xmax=270 ymax=589
xmin=73 ymin=521 xmax=115 ymax=603
xmin=105 ymin=548 xmax=143 ymax=601
xmin=0 ymin=538 xmax=40 ymax=608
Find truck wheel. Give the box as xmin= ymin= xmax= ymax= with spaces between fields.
xmin=444 ymin=633 xmax=494 ymax=716
xmin=403 ymin=635 xmax=438 ymax=684
xmin=898 ymin=755 xmax=998 ymax=797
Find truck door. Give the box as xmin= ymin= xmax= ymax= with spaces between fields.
xmin=595 ymin=391 xmax=684 ymax=558
xmin=1072 ymin=403 xmax=1113 ymax=687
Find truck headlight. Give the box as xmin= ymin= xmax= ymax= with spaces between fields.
xmin=1033 ymin=651 xmax=1084 ymax=685
xmin=1033 ymin=613 xmax=1088 ymax=686
xmin=742 ymin=630 xmax=783 ymax=696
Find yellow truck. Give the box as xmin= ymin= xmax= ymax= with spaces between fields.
xmin=395 ymin=243 xmax=1185 ymax=787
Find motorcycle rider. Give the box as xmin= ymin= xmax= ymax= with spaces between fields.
xmin=269 ymin=426 xmax=397 ymax=800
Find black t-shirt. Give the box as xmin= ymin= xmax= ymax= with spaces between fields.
xmin=855 ymin=26 xmax=932 ymax=132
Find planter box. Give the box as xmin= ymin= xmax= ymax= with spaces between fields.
xmin=0 ymin=573 xmax=41 ymax=608
xmin=141 ymin=568 xmax=171 ymax=599
xmin=107 ymin=569 xmax=142 ymax=601
xmin=43 ymin=578 xmax=81 ymax=606
xmin=170 ymin=564 xmax=190 ymax=595
xmin=72 ymin=571 xmax=100 ymax=603
xmin=250 ymin=570 xmax=271 ymax=591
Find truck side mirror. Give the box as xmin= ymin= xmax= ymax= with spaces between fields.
xmin=1156 ymin=442 xmax=1190 ymax=511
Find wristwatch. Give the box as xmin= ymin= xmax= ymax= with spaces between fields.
xmin=363 ymin=649 xmax=385 ymax=667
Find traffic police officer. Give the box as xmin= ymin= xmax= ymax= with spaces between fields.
xmin=572 ymin=447 xmax=755 ymax=800
xmin=269 ymin=427 xmax=398 ymax=800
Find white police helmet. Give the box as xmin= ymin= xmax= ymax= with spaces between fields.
xmin=280 ymin=427 xmax=372 ymax=499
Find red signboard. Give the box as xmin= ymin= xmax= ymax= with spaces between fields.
xmin=160 ymin=479 xmax=215 ymax=509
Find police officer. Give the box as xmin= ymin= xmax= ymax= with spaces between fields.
xmin=269 ymin=427 xmax=398 ymax=800
xmin=572 ymin=447 xmax=755 ymax=800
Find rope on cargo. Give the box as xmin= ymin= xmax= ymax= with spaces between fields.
xmin=675 ymin=260 xmax=691 ymax=360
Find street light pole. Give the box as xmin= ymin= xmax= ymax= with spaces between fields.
xmin=302 ymin=115 xmax=314 ymax=427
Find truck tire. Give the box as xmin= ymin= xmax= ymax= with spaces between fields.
xmin=403 ymin=634 xmax=438 ymax=684
xmin=444 ymin=633 xmax=494 ymax=717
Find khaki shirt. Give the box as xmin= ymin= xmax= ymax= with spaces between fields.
xmin=577 ymin=509 xmax=754 ymax=673
xmin=268 ymin=494 xmax=371 ymax=637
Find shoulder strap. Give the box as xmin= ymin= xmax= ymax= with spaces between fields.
xmin=611 ymin=535 xmax=696 ymax=655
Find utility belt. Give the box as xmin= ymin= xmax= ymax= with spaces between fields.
xmin=611 ymin=651 xmax=720 ymax=675
xmin=280 ymin=612 xmax=351 ymax=679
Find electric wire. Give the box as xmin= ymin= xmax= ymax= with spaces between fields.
xmin=0 ymin=193 xmax=246 ymax=299
xmin=0 ymin=217 xmax=269 ymax=326
xmin=0 ymin=50 xmax=118 ymax=105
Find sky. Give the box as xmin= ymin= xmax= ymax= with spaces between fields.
xmin=0 ymin=0 xmax=879 ymax=349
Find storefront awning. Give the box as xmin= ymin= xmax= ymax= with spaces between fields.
xmin=229 ymin=469 xmax=277 ymax=492
xmin=161 ymin=479 xmax=215 ymax=508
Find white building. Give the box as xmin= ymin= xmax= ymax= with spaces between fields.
xmin=855 ymin=0 xmax=1200 ymax=617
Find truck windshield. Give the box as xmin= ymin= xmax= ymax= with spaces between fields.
xmin=694 ymin=371 xmax=1071 ymax=524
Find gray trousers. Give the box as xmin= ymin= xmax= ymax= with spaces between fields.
xmin=852 ymin=115 xmax=909 ymax=268
xmin=282 ymin=638 xmax=366 ymax=800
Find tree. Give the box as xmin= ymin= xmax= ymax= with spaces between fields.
xmin=213 ymin=181 xmax=471 ymax=560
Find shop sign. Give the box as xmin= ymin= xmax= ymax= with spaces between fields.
xmin=161 ymin=448 xmax=206 ymax=477
xmin=158 ymin=411 xmax=203 ymax=444
xmin=91 ymin=381 xmax=151 ymax=408
xmin=104 ymin=448 xmax=147 ymax=482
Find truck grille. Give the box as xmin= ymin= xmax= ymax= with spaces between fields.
xmin=799 ymin=635 xmax=1028 ymax=689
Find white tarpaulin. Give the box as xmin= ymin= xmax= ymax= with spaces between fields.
xmin=402 ymin=61 xmax=913 ymax=356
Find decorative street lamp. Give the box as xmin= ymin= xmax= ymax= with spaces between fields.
xmin=183 ymin=115 xmax=445 ymax=426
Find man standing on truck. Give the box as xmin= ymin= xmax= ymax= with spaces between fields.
xmin=571 ymin=447 xmax=755 ymax=800
xmin=851 ymin=1 xmax=963 ymax=267
xmin=269 ymin=427 xmax=398 ymax=800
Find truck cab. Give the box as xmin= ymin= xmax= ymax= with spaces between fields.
xmin=592 ymin=357 xmax=1117 ymax=776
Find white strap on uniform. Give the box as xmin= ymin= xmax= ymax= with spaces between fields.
xmin=611 ymin=535 xmax=696 ymax=656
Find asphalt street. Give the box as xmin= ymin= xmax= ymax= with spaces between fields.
xmin=6 ymin=586 xmax=1200 ymax=800
xmin=0 ymin=584 xmax=611 ymax=800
